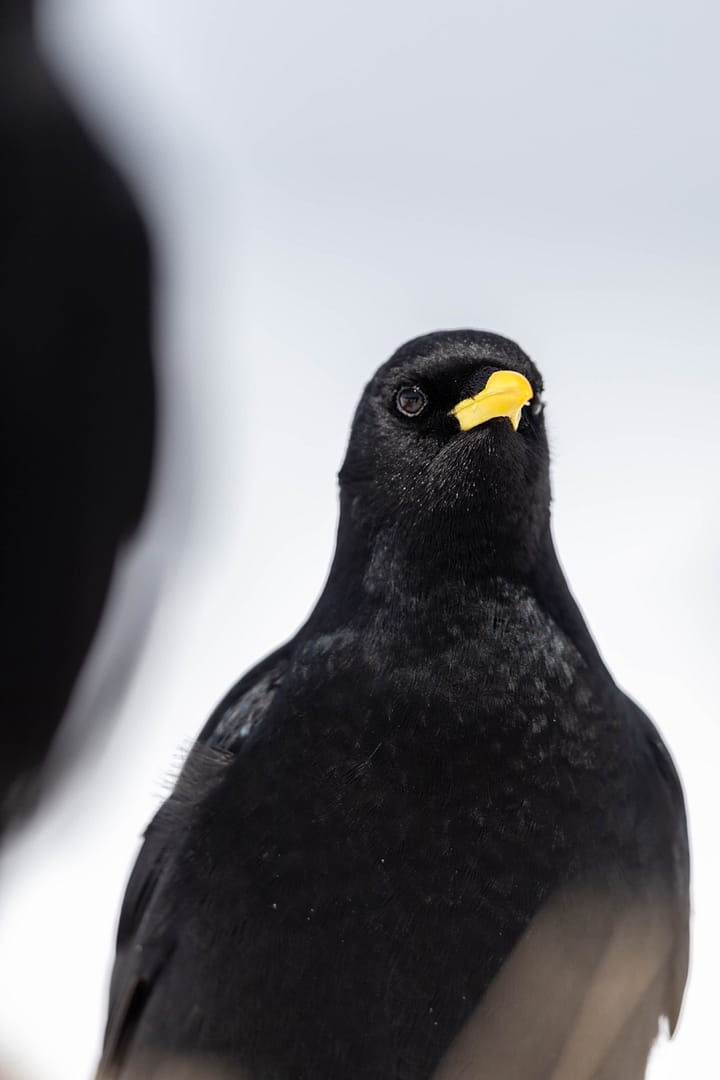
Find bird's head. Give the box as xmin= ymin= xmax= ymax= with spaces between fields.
xmin=338 ymin=330 xmax=551 ymax=582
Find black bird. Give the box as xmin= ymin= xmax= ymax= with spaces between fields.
xmin=0 ymin=0 xmax=156 ymax=832
xmin=100 ymin=331 xmax=688 ymax=1080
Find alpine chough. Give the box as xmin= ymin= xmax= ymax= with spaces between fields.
xmin=99 ymin=330 xmax=688 ymax=1080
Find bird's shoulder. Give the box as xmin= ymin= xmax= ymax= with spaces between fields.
xmin=118 ymin=643 xmax=291 ymax=938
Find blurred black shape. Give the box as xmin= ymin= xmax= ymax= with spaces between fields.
xmin=0 ymin=1 xmax=156 ymax=833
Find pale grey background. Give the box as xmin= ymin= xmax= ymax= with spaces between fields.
xmin=0 ymin=2 xmax=718 ymax=1077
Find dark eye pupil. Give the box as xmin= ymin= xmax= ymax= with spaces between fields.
xmin=530 ymin=398 xmax=544 ymax=417
xmin=396 ymin=386 xmax=427 ymax=417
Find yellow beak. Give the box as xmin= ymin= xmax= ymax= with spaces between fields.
xmin=450 ymin=370 xmax=534 ymax=432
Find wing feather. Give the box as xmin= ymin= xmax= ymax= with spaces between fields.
xmin=99 ymin=649 xmax=291 ymax=1075
xmin=432 ymin=887 xmax=682 ymax=1080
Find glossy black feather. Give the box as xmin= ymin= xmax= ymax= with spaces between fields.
xmin=100 ymin=331 xmax=688 ymax=1080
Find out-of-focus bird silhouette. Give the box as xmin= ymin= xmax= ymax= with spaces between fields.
xmin=0 ymin=0 xmax=156 ymax=835
xmin=99 ymin=332 xmax=688 ymax=1079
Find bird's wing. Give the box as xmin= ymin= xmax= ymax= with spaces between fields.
xmin=434 ymin=702 xmax=690 ymax=1080
xmin=100 ymin=646 xmax=292 ymax=1076
xmin=432 ymin=883 xmax=684 ymax=1080
xmin=626 ymin=695 xmax=691 ymax=1034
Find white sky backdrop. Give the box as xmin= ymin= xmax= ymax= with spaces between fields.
xmin=1 ymin=2 xmax=718 ymax=1077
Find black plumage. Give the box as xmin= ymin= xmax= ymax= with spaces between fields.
xmin=0 ymin=1 xmax=156 ymax=831
xmin=100 ymin=331 xmax=688 ymax=1080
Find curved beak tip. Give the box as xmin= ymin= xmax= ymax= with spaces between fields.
xmin=450 ymin=370 xmax=534 ymax=432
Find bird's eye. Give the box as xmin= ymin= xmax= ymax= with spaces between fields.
xmin=395 ymin=386 xmax=428 ymax=418
xmin=530 ymin=396 xmax=544 ymax=418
